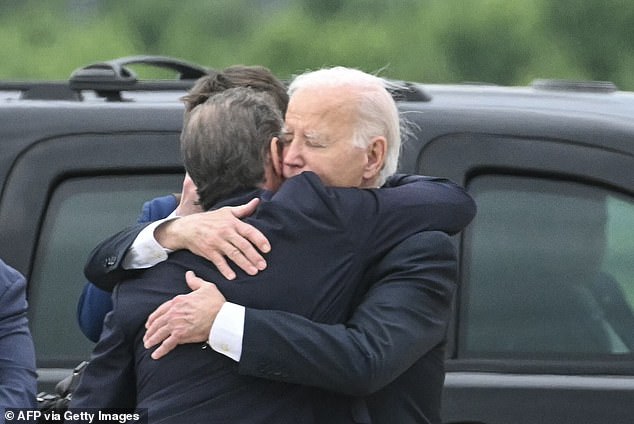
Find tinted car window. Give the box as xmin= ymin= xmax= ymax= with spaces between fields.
xmin=27 ymin=174 xmax=182 ymax=367
xmin=461 ymin=175 xmax=634 ymax=357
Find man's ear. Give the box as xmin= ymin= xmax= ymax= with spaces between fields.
xmin=362 ymin=136 xmax=387 ymax=181
xmin=270 ymin=137 xmax=283 ymax=176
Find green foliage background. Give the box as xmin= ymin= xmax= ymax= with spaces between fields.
xmin=1 ymin=0 xmax=633 ymax=90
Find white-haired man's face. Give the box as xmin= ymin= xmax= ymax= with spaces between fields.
xmin=280 ymin=86 xmax=385 ymax=188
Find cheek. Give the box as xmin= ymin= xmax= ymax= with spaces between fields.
xmin=337 ymin=148 xmax=367 ymax=170
xmin=302 ymin=148 xmax=366 ymax=184
xmin=311 ymin=154 xmax=344 ymax=177
xmin=322 ymin=159 xmax=364 ymax=186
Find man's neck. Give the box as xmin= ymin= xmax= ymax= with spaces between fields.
xmin=210 ymin=187 xmax=264 ymax=210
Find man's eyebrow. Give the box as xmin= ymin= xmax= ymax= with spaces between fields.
xmin=305 ymin=131 xmax=326 ymax=143
xmin=280 ymin=128 xmax=326 ymax=143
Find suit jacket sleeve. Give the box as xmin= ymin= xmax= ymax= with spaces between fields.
xmin=379 ymin=174 xmax=476 ymax=235
xmin=82 ymin=222 xmax=150 ymax=291
xmin=0 ymin=260 xmax=37 ymax=409
xmin=276 ymin=172 xmax=476 ymax=240
xmin=238 ymin=230 xmax=457 ymax=396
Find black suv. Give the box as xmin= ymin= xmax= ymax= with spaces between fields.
xmin=1 ymin=57 xmax=633 ymax=424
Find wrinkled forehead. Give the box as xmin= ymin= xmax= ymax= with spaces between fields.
xmin=285 ymin=86 xmax=359 ymax=132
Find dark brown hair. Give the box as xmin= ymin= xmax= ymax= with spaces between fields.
xmin=181 ymin=65 xmax=288 ymax=115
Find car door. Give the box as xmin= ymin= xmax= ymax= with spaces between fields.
xmin=0 ymin=126 xmax=184 ymax=392
xmin=418 ymin=130 xmax=634 ymax=424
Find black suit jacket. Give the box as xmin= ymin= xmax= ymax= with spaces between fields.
xmin=73 ymin=173 xmax=475 ymax=423
xmin=240 ymin=230 xmax=456 ymax=424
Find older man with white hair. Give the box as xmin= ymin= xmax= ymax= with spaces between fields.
xmin=85 ymin=66 xmax=476 ymax=424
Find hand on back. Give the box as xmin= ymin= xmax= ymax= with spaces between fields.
xmin=157 ymin=197 xmax=270 ymax=280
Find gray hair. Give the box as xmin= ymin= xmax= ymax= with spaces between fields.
xmin=181 ymin=87 xmax=283 ymax=210
xmin=288 ymin=67 xmax=401 ymax=185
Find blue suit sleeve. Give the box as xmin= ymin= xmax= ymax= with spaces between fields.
xmin=137 ymin=194 xmax=180 ymax=224
xmin=76 ymin=284 xmax=115 ymax=342
xmin=77 ymin=195 xmax=177 ymax=341
xmin=0 ymin=259 xmax=37 ymax=409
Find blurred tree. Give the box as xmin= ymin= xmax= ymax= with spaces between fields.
xmin=301 ymin=0 xmax=344 ymax=18
xmin=0 ymin=0 xmax=632 ymax=90
xmin=436 ymin=1 xmax=541 ymax=84
xmin=545 ymin=0 xmax=634 ymax=88
xmin=0 ymin=3 xmax=136 ymax=78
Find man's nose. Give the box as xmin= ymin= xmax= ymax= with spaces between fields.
xmin=283 ymin=140 xmax=304 ymax=167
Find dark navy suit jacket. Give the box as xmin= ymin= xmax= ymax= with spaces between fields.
xmin=73 ymin=172 xmax=475 ymax=423
xmin=0 ymin=259 xmax=37 ymax=411
xmin=241 ymin=230 xmax=457 ymax=424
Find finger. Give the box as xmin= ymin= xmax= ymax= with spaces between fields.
xmin=143 ymin=316 xmax=171 ymax=348
xmin=222 ymin=243 xmax=262 ymax=275
xmin=185 ymin=270 xmax=208 ymax=290
xmin=144 ymin=320 xmax=172 ymax=349
xmin=228 ymin=230 xmax=267 ymax=271
xmin=144 ymin=299 xmax=180 ymax=343
xmin=144 ymin=309 xmax=169 ymax=341
xmin=145 ymin=299 xmax=173 ymax=329
xmin=237 ymin=221 xmax=271 ymax=254
xmin=200 ymin=243 xmax=262 ymax=278
xmin=207 ymin=251 xmax=238 ymax=280
xmin=231 ymin=198 xmax=260 ymax=219
xmin=150 ymin=335 xmax=180 ymax=360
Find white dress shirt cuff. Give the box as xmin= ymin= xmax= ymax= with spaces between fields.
xmin=209 ymin=302 xmax=245 ymax=362
xmin=122 ymin=216 xmax=178 ymax=270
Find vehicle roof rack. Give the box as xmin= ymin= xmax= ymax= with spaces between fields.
xmin=68 ymin=55 xmax=208 ymax=101
xmin=0 ymin=82 xmax=81 ymax=101
xmin=531 ymin=79 xmax=618 ymax=93
xmin=388 ymin=81 xmax=432 ymax=102
xmin=3 ymin=56 xmax=433 ymax=103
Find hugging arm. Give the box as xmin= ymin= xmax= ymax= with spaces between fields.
xmin=238 ymin=230 xmax=457 ymax=395
xmin=84 ymin=174 xmax=473 ymax=293
xmin=380 ymin=174 xmax=476 ymax=235
xmin=83 ymin=222 xmax=151 ymax=291
xmin=83 ymin=200 xmax=269 ymax=292
xmin=142 ymin=173 xmax=474 ymax=358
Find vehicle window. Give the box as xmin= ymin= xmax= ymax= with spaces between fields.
xmin=28 ymin=174 xmax=183 ymax=367
xmin=460 ymin=175 xmax=634 ymax=358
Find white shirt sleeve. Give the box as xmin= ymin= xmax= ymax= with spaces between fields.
xmin=209 ymin=302 xmax=245 ymax=362
xmin=121 ymin=216 xmax=178 ymax=270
